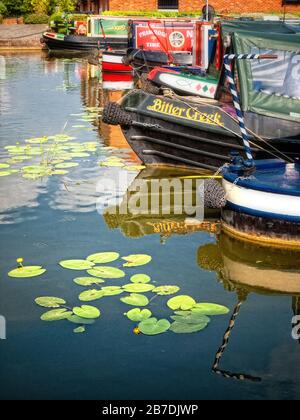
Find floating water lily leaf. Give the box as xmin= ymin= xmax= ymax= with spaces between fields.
xmin=171 ymin=314 xmax=210 ymax=325
xmin=130 ymin=274 xmax=151 ymax=284
xmin=35 ymin=297 xmax=66 ymax=308
xmin=55 ymin=162 xmax=79 ymax=169
xmin=8 ymin=266 xmax=46 ymax=278
xmin=87 ymin=266 xmax=125 ymax=279
xmin=73 ymin=277 xmax=105 ymax=286
xmin=167 ymin=295 xmax=196 ymax=311
xmin=73 ymin=326 xmax=85 ymax=333
xmin=0 ymin=171 xmax=12 ymax=177
xmin=86 ymin=252 xmax=120 ymax=264
xmin=122 ymin=283 xmax=155 ymax=293
xmin=79 ymin=289 xmax=105 ymax=302
xmin=170 ymin=319 xmax=209 ymax=334
xmin=122 ymin=254 xmax=152 ymax=267
xmin=59 ymin=260 xmax=95 ymax=270
xmin=125 ymin=308 xmax=152 ymax=322
xmin=192 ymin=303 xmax=230 ymax=316
xmin=100 ymin=161 xmax=125 ymax=167
xmin=120 ymin=293 xmax=149 ymax=307
xmin=153 ymin=286 xmax=180 ymax=296
xmin=138 ymin=318 xmax=171 ymax=335
xmin=68 ymin=315 xmax=95 ymax=325
xmin=73 ymin=305 xmax=101 ymax=319
xmin=41 ymin=308 xmax=72 ymax=322
xmin=0 ymin=163 xmax=10 ymax=169
xmin=52 ymin=170 xmax=69 ymax=176
xmin=101 ymin=286 xmax=123 ymax=296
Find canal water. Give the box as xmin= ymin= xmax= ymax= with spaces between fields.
xmin=0 ymin=53 xmax=300 ymax=400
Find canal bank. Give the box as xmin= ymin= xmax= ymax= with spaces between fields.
xmin=0 ymin=24 xmax=48 ymax=50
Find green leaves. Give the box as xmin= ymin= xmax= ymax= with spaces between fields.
xmin=86 ymin=252 xmax=120 ymax=264
xmin=73 ymin=277 xmax=105 ymax=286
xmin=138 ymin=318 xmax=171 ymax=335
xmin=170 ymin=312 xmax=210 ymax=334
xmin=170 ymin=321 xmax=209 ymax=334
xmin=130 ymin=274 xmax=151 ymax=284
xmin=153 ymin=286 xmax=180 ymax=296
xmin=41 ymin=309 xmax=73 ymax=322
xmin=125 ymin=308 xmax=152 ymax=322
xmin=68 ymin=315 xmax=95 ymax=325
xmin=167 ymin=295 xmax=196 ymax=311
xmin=59 ymin=260 xmax=95 ymax=270
xmin=120 ymin=294 xmax=149 ymax=307
xmin=78 ymin=289 xmax=104 ymax=302
xmin=35 ymin=297 xmax=66 ymax=308
xmin=73 ymin=305 xmax=101 ymax=319
xmin=122 ymin=284 xmax=155 ymax=293
xmin=87 ymin=266 xmax=125 ymax=279
xmin=101 ymin=286 xmax=124 ymax=296
xmin=8 ymin=266 xmax=46 ymax=278
xmin=192 ymin=303 xmax=229 ymax=316
xmin=122 ymin=254 xmax=152 ymax=267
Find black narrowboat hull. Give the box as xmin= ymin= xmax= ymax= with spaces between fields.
xmin=117 ymin=91 xmax=300 ymax=170
xmin=42 ymin=33 xmax=128 ymax=52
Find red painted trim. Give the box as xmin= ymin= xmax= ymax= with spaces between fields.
xmin=102 ymin=62 xmax=132 ymax=73
xmin=102 ymin=72 xmax=134 ymax=82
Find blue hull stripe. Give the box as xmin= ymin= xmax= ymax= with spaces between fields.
xmin=227 ymin=201 xmax=300 ymax=223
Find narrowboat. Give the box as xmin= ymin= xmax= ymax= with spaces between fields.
xmin=103 ymin=20 xmax=300 ymax=170
xmin=42 ymin=16 xmax=129 ymax=52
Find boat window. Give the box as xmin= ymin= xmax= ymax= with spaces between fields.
xmin=250 ymin=47 xmax=300 ymax=100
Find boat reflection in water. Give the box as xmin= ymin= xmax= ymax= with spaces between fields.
xmin=103 ymin=166 xmax=220 ymax=240
xmin=198 ymin=232 xmax=300 ymax=382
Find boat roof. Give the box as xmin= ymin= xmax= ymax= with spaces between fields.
xmin=221 ymin=19 xmax=300 ymax=35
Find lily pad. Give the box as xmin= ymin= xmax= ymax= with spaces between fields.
xmin=0 ymin=171 xmax=12 ymax=177
xmin=35 ymin=297 xmax=66 ymax=308
xmin=125 ymin=308 xmax=152 ymax=322
xmin=59 ymin=260 xmax=95 ymax=270
xmin=153 ymin=286 xmax=180 ymax=296
xmin=130 ymin=274 xmax=151 ymax=284
xmin=122 ymin=283 xmax=155 ymax=293
xmin=170 ymin=319 xmax=209 ymax=334
xmin=55 ymin=162 xmax=79 ymax=169
xmin=8 ymin=266 xmax=46 ymax=278
xmin=101 ymin=286 xmax=123 ymax=296
xmin=171 ymin=314 xmax=210 ymax=325
xmin=138 ymin=318 xmax=171 ymax=335
xmin=122 ymin=254 xmax=152 ymax=267
xmin=73 ymin=305 xmax=101 ymax=319
xmin=52 ymin=170 xmax=69 ymax=176
xmin=68 ymin=315 xmax=95 ymax=325
xmin=87 ymin=266 xmax=125 ymax=279
xmin=73 ymin=277 xmax=105 ymax=286
xmin=100 ymin=161 xmax=125 ymax=167
xmin=0 ymin=163 xmax=10 ymax=169
xmin=41 ymin=308 xmax=72 ymax=322
xmin=192 ymin=303 xmax=230 ymax=316
xmin=73 ymin=326 xmax=86 ymax=333
xmin=78 ymin=289 xmax=105 ymax=302
xmin=86 ymin=252 xmax=120 ymax=264
xmin=167 ymin=295 xmax=196 ymax=311
xmin=120 ymin=293 xmax=149 ymax=307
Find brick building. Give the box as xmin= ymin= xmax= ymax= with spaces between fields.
xmin=77 ymin=0 xmax=300 ymax=14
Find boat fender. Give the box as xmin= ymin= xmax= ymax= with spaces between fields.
xmin=102 ymin=102 xmax=133 ymax=126
xmin=203 ymin=179 xmax=226 ymax=209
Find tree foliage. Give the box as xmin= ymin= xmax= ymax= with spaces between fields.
xmin=1 ymin=0 xmax=77 ymax=17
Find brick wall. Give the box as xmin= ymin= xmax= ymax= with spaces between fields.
xmin=107 ymin=0 xmax=300 ymax=13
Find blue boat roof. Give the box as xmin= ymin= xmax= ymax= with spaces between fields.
xmin=223 ymin=159 xmax=300 ymax=197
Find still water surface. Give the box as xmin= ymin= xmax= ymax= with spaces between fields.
xmin=0 ymin=53 xmax=300 ymax=400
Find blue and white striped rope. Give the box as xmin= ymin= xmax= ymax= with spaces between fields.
xmin=223 ymin=54 xmax=261 ymax=162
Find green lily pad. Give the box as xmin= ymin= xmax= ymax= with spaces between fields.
xmin=0 ymin=171 xmax=12 ymax=177
xmin=41 ymin=308 xmax=73 ymax=322
xmin=122 ymin=254 xmax=152 ymax=267
xmin=170 ymin=314 xmax=210 ymax=325
xmin=0 ymin=163 xmax=10 ymax=169
xmin=73 ymin=326 xmax=86 ymax=333
xmin=130 ymin=274 xmax=151 ymax=284
xmin=138 ymin=318 xmax=171 ymax=335
xmin=170 ymin=319 xmax=209 ymax=334
xmin=100 ymin=161 xmax=125 ymax=167
xmin=87 ymin=266 xmax=125 ymax=279
xmin=101 ymin=286 xmax=123 ymax=296
xmin=153 ymin=286 xmax=180 ymax=296
xmin=122 ymin=283 xmax=155 ymax=293
xmin=52 ymin=170 xmax=69 ymax=176
xmin=78 ymin=289 xmax=105 ymax=302
xmin=73 ymin=277 xmax=105 ymax=286
xmin=35 ymin=297 xmax=66 ymax=308
xmin=125 ymin=308 xmax=152 ymax=322
xmin=55 ymin=162 xmax=79 ymax=169
xmin=191 ymin=303 xmax=230 ymax=316
xmin=73 ymin=305 xmax=101 ymax=319
xmin=8 ymin=266 xmax=46 ymax=278
xmin=120 ymin=293 xmax=149 ymax=307
xmin=59 ymin=260 xmax=95 ymax=270
xmin=167 ymin=295 xmax=196 ymax=311
xmin=86 ymin=252 xmax=120 ymax=264
xmin=68 ymin=315 xmax=95 ymax=325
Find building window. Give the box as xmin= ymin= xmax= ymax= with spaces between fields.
xmin=158 ymin=0 xmax=179 ymax=10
